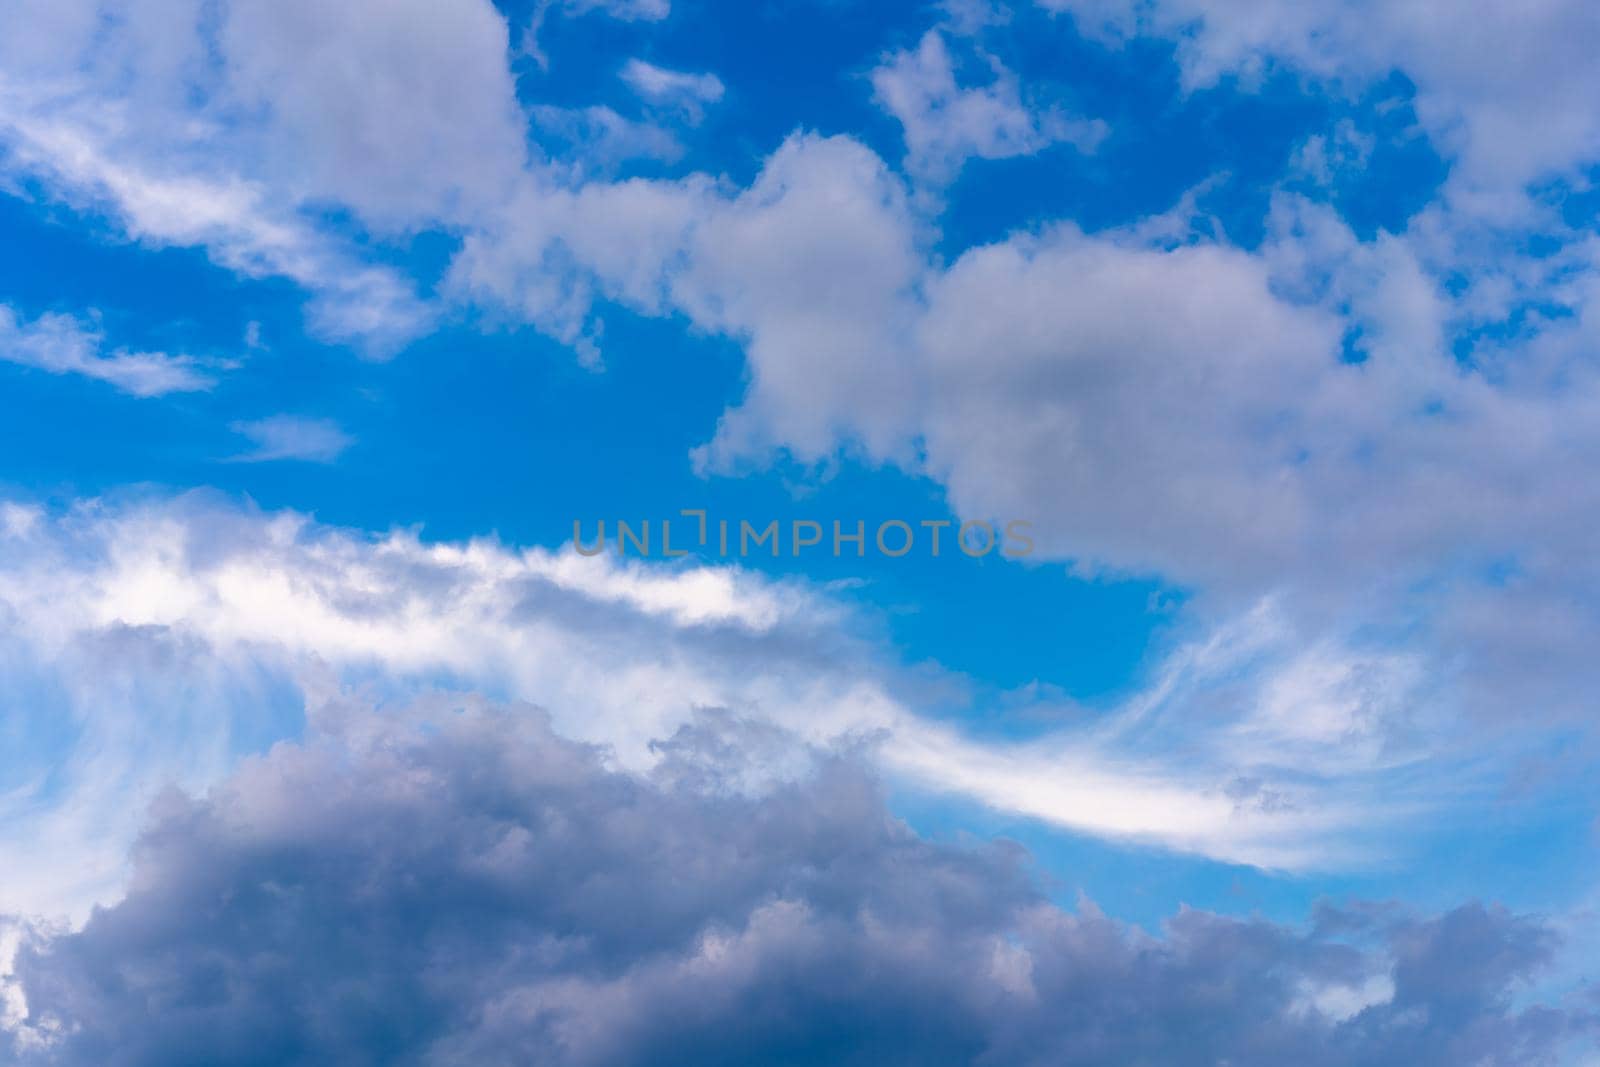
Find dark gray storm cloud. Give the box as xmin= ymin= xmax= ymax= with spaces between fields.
xmin=3 ymin=696 xmax=1592 ymax=1066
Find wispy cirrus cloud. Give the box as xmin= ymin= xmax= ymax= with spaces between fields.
xmin=228 ymin=416 xmax=353 ymax=464
xmin=0 ymin=303 xmax=215 ymax=396
xmin=563 ymin=0 xmax=670 ymax=21
xmin=0 ymin=493 xmax=1573 ymax=930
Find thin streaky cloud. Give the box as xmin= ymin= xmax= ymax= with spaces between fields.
xmin=228 ymin=416 xmax=353 ymax=464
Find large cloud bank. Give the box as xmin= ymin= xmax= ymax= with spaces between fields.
xmin=4 ymin=695 xmax=1593 ymax=1066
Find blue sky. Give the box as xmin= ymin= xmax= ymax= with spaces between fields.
xmin=2 ymin=0 xmax=1599 ymax=1062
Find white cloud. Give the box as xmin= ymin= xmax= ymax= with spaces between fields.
xmin=0 ymin=85 xmax=435 ymax=354
xmin=1295 ymin=971 xmax=1396 ymax=1023
xmin=621 ymin=59 xmax=725 ymax=123
xmin=0 ymin=0 xmax=529 ymax=228
xmin=905 ymin=220 xmax=1346 ymax=587
xmin=0 ymin=0 xmax=529 ymax=353
xmin=675 ymin=135 xmax=927 ymax=467
xmin=0 ymin=495 xmax=1497 ymax=921
xmin=621 ymin=59 xmax=723 ymax=102
xmin=445 ymin=169 xmax=716 ymax=364
xmin=445 ymin=134 xmax=919 ymax=448
xmin=1038 ymin=0 xmax=1600 ymax=198
xmin=0 ymin=494 xmax=1563 ymax=925
xmin=445 ymin=121 xmax=1600 ymax=622
xmin=1 ymin=4 xmax=1596 ymax=912
xmin=216 ymin=0 xmax=529 ymax=227
xmin=871 ymin=30 xmax=1106 ymax=184
xmin=0 ymin=304 xmax=214 ymax=396
xmin=228 ymin=416 xmax=354 ymax=464
xmin=445 ymin=116 xmax=1600 ymax=788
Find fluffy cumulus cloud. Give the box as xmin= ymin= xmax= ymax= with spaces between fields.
xmin=442 ymin=105 xmax=1600 ymax=772
xmin=215 ymin=0 xmax=529 ymax=225
xmin=11 ymin=0 xmax=1590 ymax=620
xmin=1 ymin=693 xmax=1592 ymax=1065
xmin=378 ymin=7 xmax=1598 ymax=633
xmin=14 ymin=0 xmax=528 ymax=224
xmin=449 ymin=132 xmax=926 ymax=438
xmin=451 ymin=119 xmax=1600 ymax=715
xmin=909 ymin=221 xmax=1341 ymax=584
xmin=7 ymin=0 xmax=1599 ymax=594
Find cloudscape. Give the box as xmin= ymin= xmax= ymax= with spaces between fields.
xmin=1 ymin=1 xmax=1599 ymax=1064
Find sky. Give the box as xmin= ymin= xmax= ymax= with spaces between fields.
xmin=1 ymin=0 xmax=1599 ymax=1062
